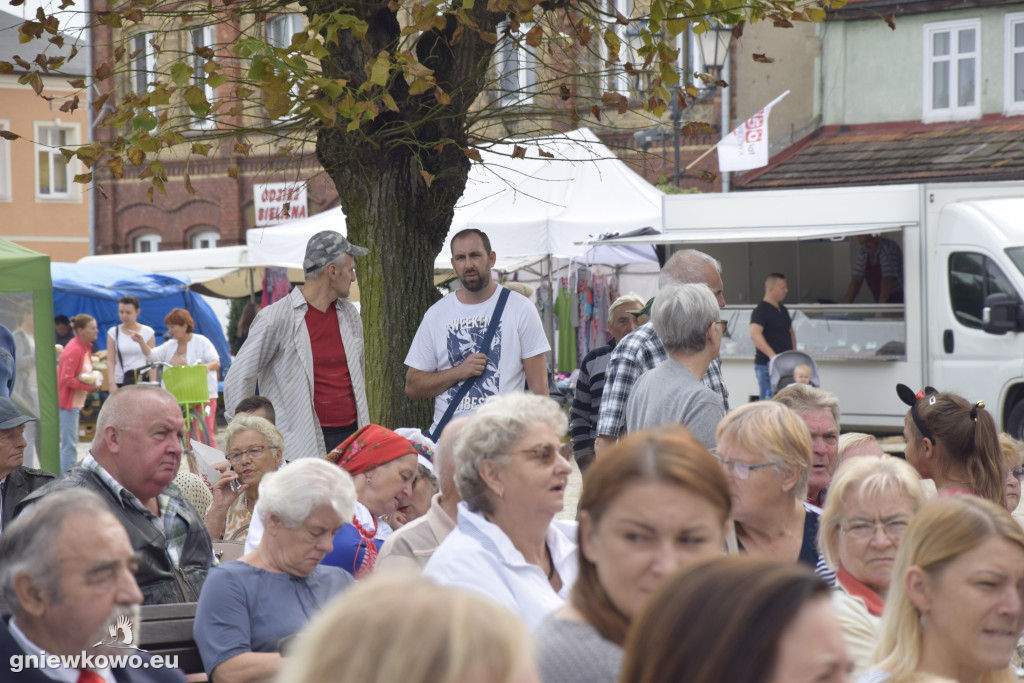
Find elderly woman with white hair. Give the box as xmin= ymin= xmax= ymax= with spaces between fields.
xmin=716 ymin=401 xmax=835 ymax=584
xmin=194 ymin=459 xmax=357 ymax=683
xmin=817 ymin=455 xmax=926 ymax=679
xmin=424 ymin=393 xmax=577 ymax=629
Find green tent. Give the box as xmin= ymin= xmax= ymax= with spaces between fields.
xmin=0 ymin=240 xmax=58 ymax=472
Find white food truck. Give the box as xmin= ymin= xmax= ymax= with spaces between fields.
xmin=599 ymin=181 xmax=1024 ymax=435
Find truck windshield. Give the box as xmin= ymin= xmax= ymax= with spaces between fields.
xmin=1007 ymin=248 xmax=1024 ymax=278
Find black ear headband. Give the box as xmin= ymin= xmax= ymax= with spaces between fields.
xmin=896 ymin=383 xmax=938 ymax=444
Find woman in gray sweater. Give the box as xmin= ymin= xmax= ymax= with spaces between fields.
xmin=535 ymin=424 xmax=732 ymax=683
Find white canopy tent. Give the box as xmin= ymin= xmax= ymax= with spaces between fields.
xmin=245 ymin=128 xmax=663 ymax=272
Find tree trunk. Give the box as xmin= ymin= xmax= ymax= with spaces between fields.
xmin=321 ymin=141 xmax=470 ymax=429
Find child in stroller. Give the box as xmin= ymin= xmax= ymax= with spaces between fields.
xmin=768 ymin=350 xmax=820 ymax=395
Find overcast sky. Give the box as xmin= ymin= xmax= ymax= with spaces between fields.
xmin=2 ymin=0 xmax=88 ymax=33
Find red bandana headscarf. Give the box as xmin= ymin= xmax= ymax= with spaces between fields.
xmin=325 ymin=424 xmax=419 ymax=475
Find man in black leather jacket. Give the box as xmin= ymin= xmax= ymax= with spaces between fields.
xmin=0 ymin=397 xmax=53 ymax=537
xmin=17 ymin=386 xmax=212 ymax=604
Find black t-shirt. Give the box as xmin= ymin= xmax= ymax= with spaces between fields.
xmin=751 ymin=300 xmax=793 ymax=365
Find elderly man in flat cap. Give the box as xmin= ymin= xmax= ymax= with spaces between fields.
xmin=0 ymin=397 xmax=52 ymax=538
xmin=224 ymin=231 xmax=371 ymax=460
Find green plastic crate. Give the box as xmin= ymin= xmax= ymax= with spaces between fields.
xmin=162 ymin=365 xmax=209 ymax=405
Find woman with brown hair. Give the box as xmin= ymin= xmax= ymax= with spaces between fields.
xmin=620 ymin=556 xmax=850 ymax=683
xmin=898 ymin=384 xmax=1004 ymax=504
xmin=56 ymin=313 xmax=101 ymax=472
xmin=536 ymin=425 xmax=731 ymax=683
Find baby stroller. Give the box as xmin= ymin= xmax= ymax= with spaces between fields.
xmin=768 ymin=350 xmax=820 ymax=394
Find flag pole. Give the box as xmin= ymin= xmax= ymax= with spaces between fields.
xmin=684 ymin=143 xmax=718 ymax=171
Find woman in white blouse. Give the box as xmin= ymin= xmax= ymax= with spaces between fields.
xmin=106 ymin=294 xmax=155 ymax=392
xmin=424 ymin=392 xmax=577 ymax=629
xmin=146 ymin=307 xmax=220 ymax=445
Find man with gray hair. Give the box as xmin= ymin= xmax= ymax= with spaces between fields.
xmin=773 ymin=383 xmax=841 ymax=504
xmin=594 ymin=250 xmax=730 ymax=456
xmin=624 ymin=284 xmax=726 ymax=448
xmin=568 ymin=292 xmax=644 ymax=472
xmin=376 ymin=415 xmax=471 ymax=571
xmin=224 ymin=230 xmax=371 ymax=459
xmin=17 ymin=386 xmax=213 ymax=605
xmin=0 ymin=488 xmax=186 ymax=682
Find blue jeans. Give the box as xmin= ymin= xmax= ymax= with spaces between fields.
xmin=59 ymin=407 xmax=81 ymax=472
xmin=755 ymin=364 xmax=772 ymax=401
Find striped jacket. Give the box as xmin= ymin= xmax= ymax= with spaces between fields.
xmin=223 ymin=286 xmax=369 ymax=460
xmin=568 ymin=339 xmax=615 ymax=458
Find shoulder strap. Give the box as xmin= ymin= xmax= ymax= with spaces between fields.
xmin=427 ymin=288 xmax=511 ymax=441
xmin=115 ymin=325 xmax=126 ymax=373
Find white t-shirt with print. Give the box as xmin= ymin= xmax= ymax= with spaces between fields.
xmin=405 ymin=286 xmax=550 ymax=433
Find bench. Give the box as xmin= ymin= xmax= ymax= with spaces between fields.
xmin=138 ymin=602 xmax=205 ymax=676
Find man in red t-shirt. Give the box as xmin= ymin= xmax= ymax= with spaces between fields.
xmin=224 ymin=231 xmax=371 ymax=459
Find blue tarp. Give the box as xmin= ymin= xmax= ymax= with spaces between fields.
xmin=50 ymin=263 xmax=231 ymax=378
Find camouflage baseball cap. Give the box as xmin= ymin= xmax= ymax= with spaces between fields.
xmin=627 ymin=297 xmax=655 ymax=317
xmin=303 ymin=230 xmax=370 ymax=273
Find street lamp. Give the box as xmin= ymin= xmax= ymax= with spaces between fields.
xmin=694 ymin=22 xmax=732 ymax=84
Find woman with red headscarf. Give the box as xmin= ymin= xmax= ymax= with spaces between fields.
xmin=319 ymin=424 xmax=419 ymax=577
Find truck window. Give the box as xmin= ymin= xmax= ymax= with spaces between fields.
xmin=948 ymin=252 xmax=1018 ymax=328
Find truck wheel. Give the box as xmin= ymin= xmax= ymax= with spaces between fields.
xmin=1008 ymin=401 xmax=1024 ymax=441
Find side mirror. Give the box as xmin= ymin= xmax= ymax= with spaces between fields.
xmin=982 ymin=293 xmax=1023 ymax=334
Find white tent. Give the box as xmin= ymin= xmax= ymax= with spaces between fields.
xmin=244 ymin=128 xmax=662 ymax=271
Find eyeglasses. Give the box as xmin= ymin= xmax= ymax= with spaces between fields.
xmin=226 ymin=445 xmax=276 ymax=464
xmin=507 ymin=443 xmax=572 ymax=466
xmin=840 ymin=518 xmax=910 ymax=541
xmin=709 ymin=451 xmax=774 ymax=480
xmin=715 ymin=320 xmax=728 ymax=334
xmin=1011 ymin=466 xmax=1024 ymax=482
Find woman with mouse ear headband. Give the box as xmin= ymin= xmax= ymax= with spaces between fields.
xmin=896 ymin=384 xmax=1004 ymax=504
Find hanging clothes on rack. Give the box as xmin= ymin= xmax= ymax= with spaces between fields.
xmin=554 ymin=286 xmax=577 ymax=373
xmin=261 ymin=268 xmax=290 ymax=307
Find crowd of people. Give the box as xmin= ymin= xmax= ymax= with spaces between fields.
xmin=2 ymin=228 xmax=1023 ymax=683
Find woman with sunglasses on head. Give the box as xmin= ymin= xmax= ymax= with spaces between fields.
xmin=716 ymin=401 xmax=835 ymax=584
xmin=535 ymin=425 xmax=730 ymax=683
xmin=424 ymin=393 xmax=577 ymax=629
xmin=206 ymin=415 xmax=284 ymax=542
xmin=897 ymin=384 xmax=1004 ymax=505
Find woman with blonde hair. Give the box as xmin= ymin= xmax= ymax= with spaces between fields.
xmin=997 ymin=433 xmax=1023 ymax=513
xmin=818 ymin=455 xmax=926 ymax=679
xmin=862 ymin=495 xmax=1024 ymax=683
xmin=278 ymin=573 xmax=539 ymax=683
xmin=715 ymin=401 xmax=834 ymax=583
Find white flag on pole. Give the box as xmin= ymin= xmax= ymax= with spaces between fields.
xmin=716 ymin=90 xmax=790 ymax=173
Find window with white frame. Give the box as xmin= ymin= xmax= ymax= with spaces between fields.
xmin=0 ymin=120 xmax=10 ymax=201
xmin=191 ymin=25 xmax=218 ymax=130
xmin=496 ymin=22 xmax=537 ymax=106
xmin=134 ymin=233 xmax=162 ymax=252
xmin=1006 ymin=13 xmax=1024 ymax=114
xmin=36 ymin=125 xmax=74 ymax=199
xmin=923 ymin=19 xmax=981 ymax=122
xmin=191 ymin=230 xmax=219 ymax=249
xmin=131 ymin=32 xmax=157 ymax=105
xmin=607 ymin=0 xmax=637 ymax=96
xmin=266 ymin=13 xmax=304 ymax=49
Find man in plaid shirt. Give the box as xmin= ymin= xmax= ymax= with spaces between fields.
xmin=594 ymin=250 xmax=730 ymax=456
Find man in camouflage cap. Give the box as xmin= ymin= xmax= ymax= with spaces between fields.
xmin=225 ymin=230 xmax=371 ymax=459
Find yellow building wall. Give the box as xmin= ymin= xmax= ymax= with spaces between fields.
xmin=0 ymin=75 xmax=90 ymax=262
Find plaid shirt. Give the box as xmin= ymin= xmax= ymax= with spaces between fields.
xmin=596 ymin=322 xmax=729 ymax=438
xmin=81 ymin=454 xmax=192 ymax=569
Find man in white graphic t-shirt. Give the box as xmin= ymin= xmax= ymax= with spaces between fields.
xmin=405 ymin=229 xmax=550 ymax=435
